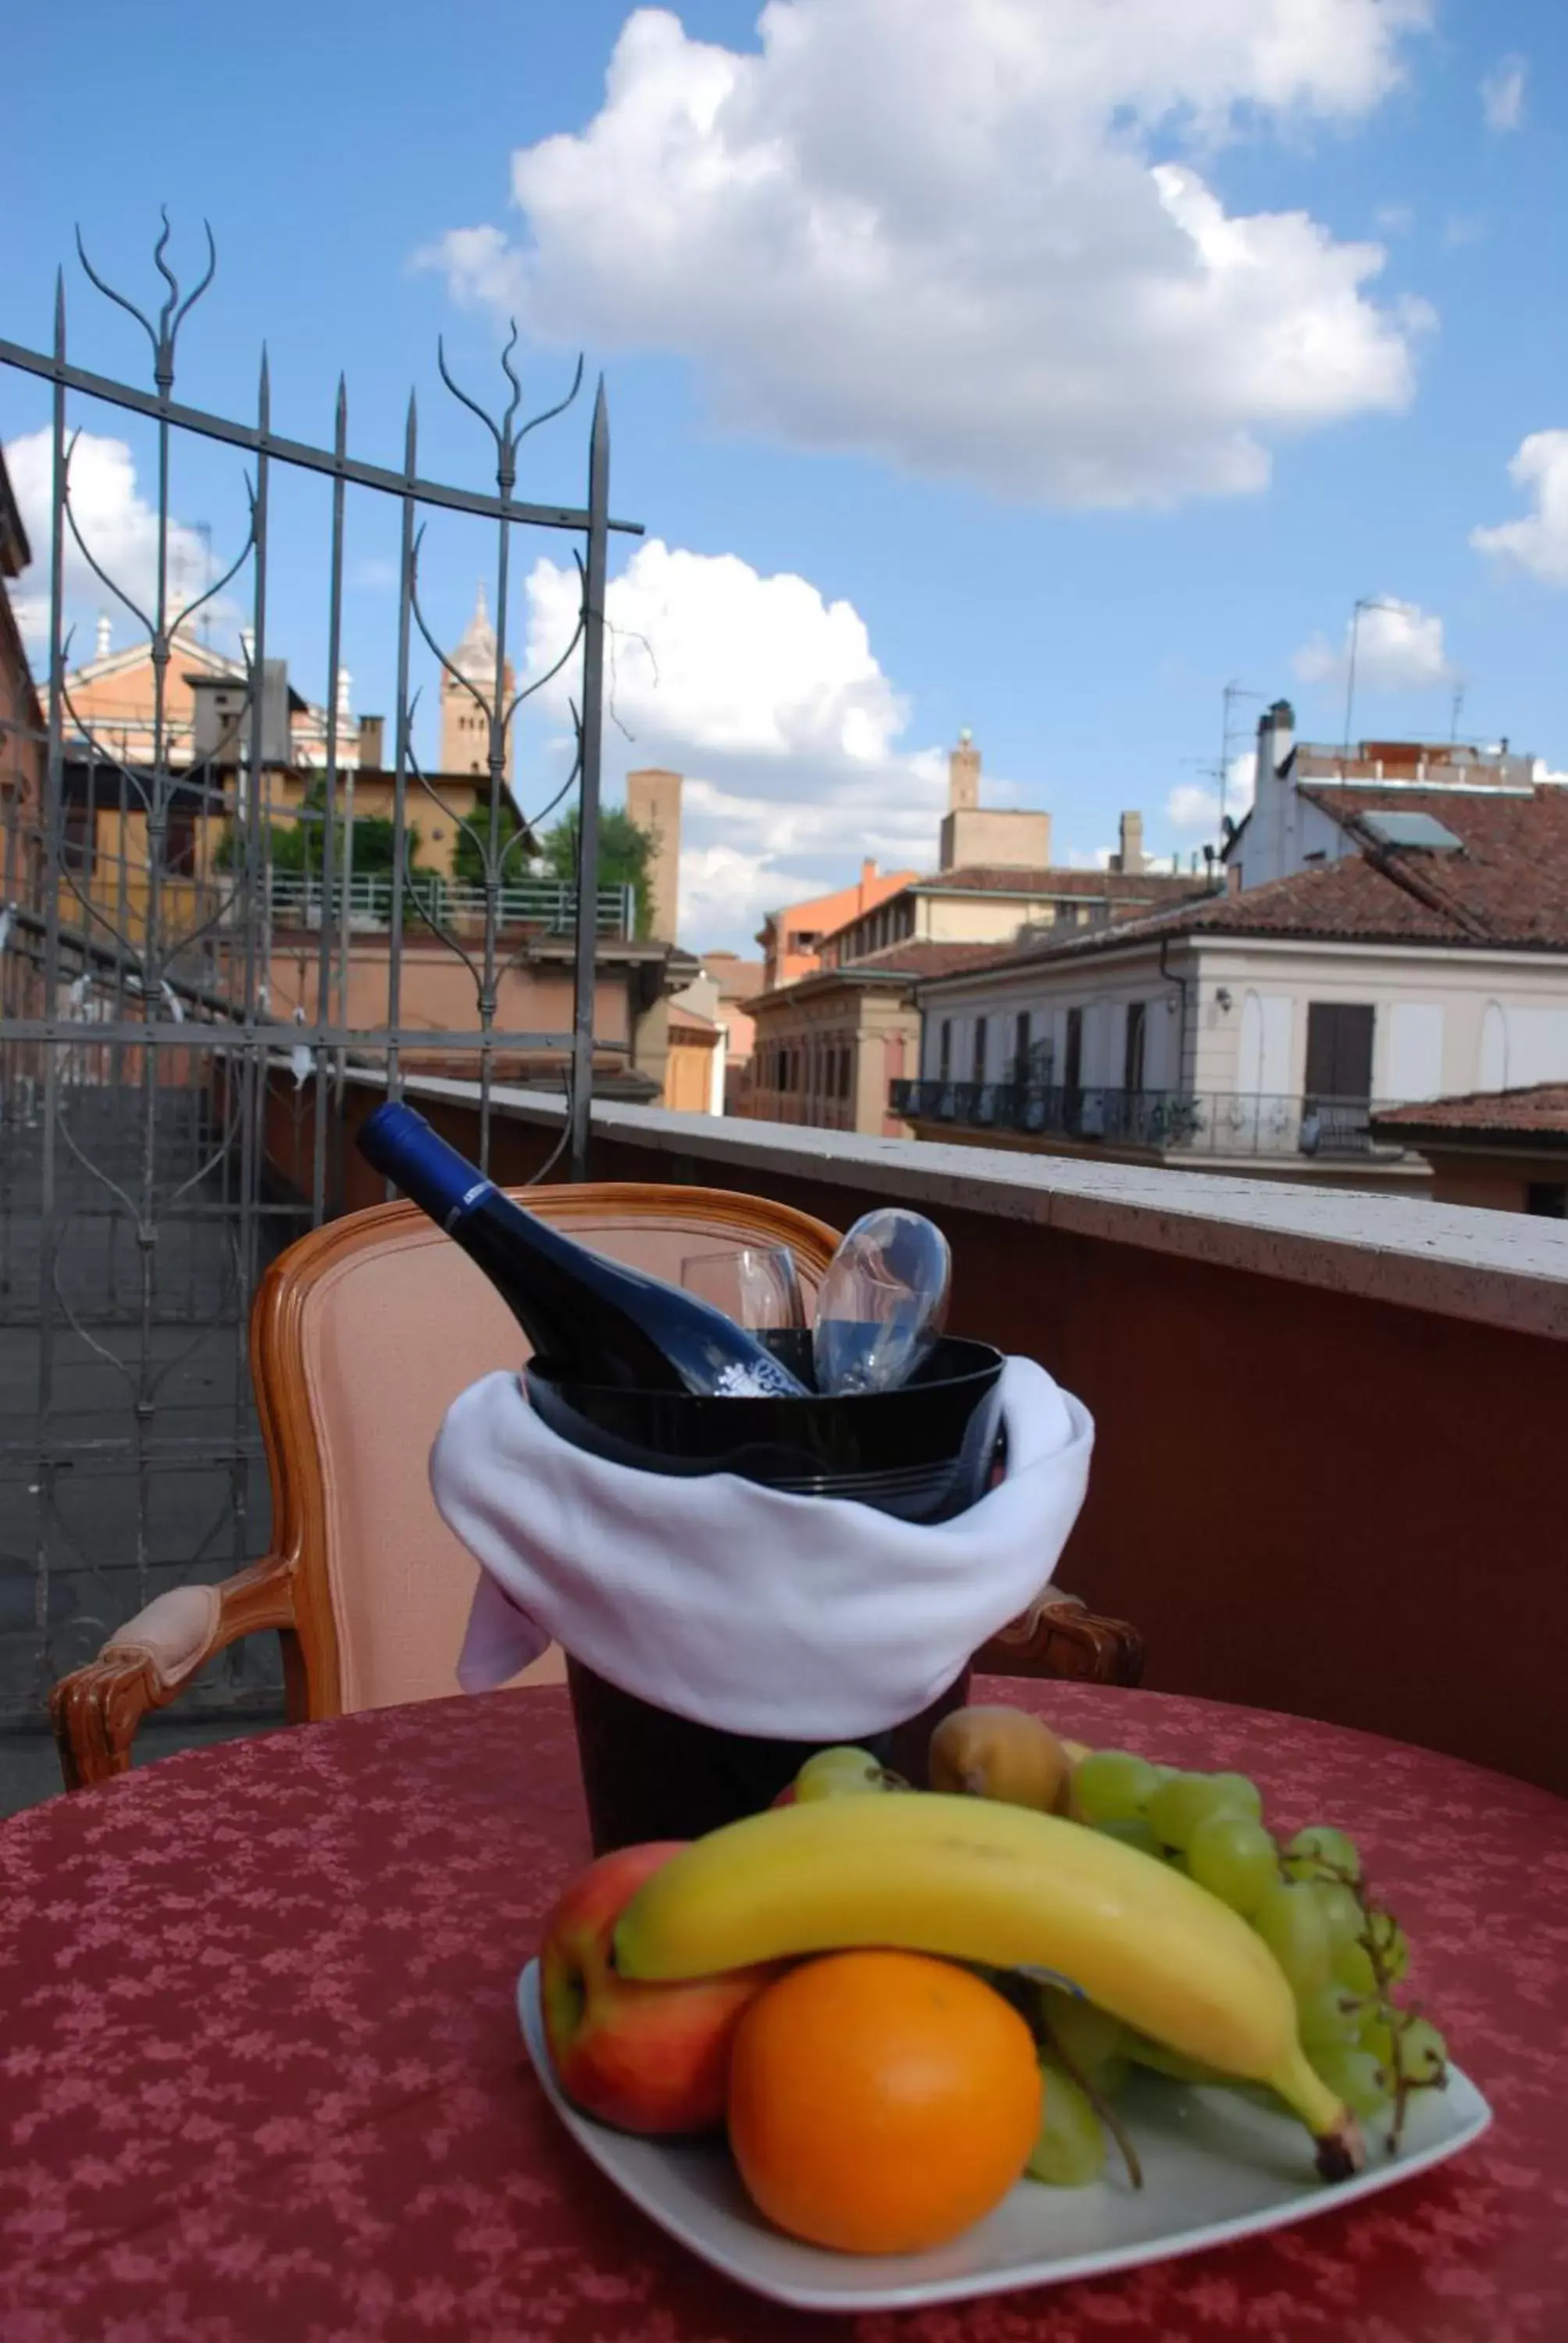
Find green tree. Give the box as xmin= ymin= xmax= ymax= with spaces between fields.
xmin=450 ymin=793 xmax=529 ymax=890
xmin=542 ymin=806 xmax=655 ymax=937
xmin=216 ymin=782 xmax=437 ymax=922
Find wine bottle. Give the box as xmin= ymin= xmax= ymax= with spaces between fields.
xmin=357 ymin=1102 xmax=808 ymax=1398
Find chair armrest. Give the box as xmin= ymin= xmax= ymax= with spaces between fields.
xmin=49 ymin=1557 xmax=297 ymax=1792
xmin=976 ymin=1584 xmax=1146 ymax=1689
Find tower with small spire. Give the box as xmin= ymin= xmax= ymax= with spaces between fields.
xmin=440 ymin=583 xmax=515 ymax=778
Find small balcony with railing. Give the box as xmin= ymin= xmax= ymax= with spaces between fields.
xmin=266 ymin=871 xmax=638 ymax=939
xmin=890 ymin=1077 xmax=1417 ymax=1176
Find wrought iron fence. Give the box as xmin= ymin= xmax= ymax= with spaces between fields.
xmin=892 ymin=1079 xmax=1409 ymax=1161
xmin=0 ymin=219 xmax=641 ymax=1728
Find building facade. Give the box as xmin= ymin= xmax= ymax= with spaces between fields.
xmin=903 ymin=773 xmax=1568 ymax=1187
xmin=756 ymin=859 xmax=918 ymax=993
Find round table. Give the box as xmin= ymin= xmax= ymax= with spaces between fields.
xmin=2 ymin=1681 xmax=1564 ymax=2343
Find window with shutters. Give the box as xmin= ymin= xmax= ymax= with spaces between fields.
xmin=1064 ymin=1007 xmax=1083 ymax=1092
xmin=1124 ymin=1000 xmax=1146 ymax=1093
xmin=938 ymin=1019 xmax=952 ymax=1081
xmin=1305 ymin=1003 xmax=1375 ymax=1100
xmin=973 ymin=1016 xmax=988 ymax=1082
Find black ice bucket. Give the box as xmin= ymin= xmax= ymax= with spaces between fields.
xmin=525 ymin=1333 xmax=1007 ymax=1526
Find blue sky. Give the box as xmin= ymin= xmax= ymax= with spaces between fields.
xmin=4 ymin=1 xmax=1566 ymax=951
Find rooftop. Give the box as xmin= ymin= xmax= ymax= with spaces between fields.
xmin=918 ymin=783 xmax=1568 ymax=989
xmin=753 ymin=938 xmax=1002 ymax=1010
xmin=1371 ymin=1086 xmax=1568 ymax=1149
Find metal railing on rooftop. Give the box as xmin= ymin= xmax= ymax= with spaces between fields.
xmin=891 ymin=1079 xmax=1410 ymax=1161
xmin=267 ymin=872 xmax=636 ymax=936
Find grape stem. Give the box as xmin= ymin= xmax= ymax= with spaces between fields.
xmin=1317 ymin=1858 xmax=1444 ymax=2155
xmin=1036 ymin=2010 xmax=1144 ymax=2191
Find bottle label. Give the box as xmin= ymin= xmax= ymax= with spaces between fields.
xmin=444 ymin=1179 xmax=496 ymax=1232
xmin=714 ymin=1357 xmax=804 ymax=1399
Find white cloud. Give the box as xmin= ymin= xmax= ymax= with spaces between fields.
xmin=1472 ymin=431 xmax=1568 ymax=586
xmin=1480 ymin=55 xmax=1526 ymax=133
xmin=1293 ymin=596 xmax=1449 ymax=690
xmin=3 ymin=426 xmax=228 ymax=663
xmin=425 ymin=0 xmax=1433 ymax=510
xmin=520 ymin=538 xmax=950 ymax=947
xmin=1167 ymin=751 xmax=1255 ymax=835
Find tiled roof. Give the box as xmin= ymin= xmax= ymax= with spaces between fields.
xmin=914 ymin=865 xmax=1210 ymax=898
xmin=839 ymin=940 xmax=1007 ymax=977
xmin=751 ymin=940 xmax=1001 ymax=1014
xmin=1370 ymin=1086 xmax=1568 ymax=1143
xmin=919 ymin=786 xmax=1568 ymax=987
xmin=667 ymin=1001 xmax=720 ymax=1035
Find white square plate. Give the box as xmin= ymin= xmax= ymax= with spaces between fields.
xmin=517 ymin=1960 xmax=1491 ymax=2314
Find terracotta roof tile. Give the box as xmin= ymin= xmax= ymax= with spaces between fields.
xmin=917 ymin=865 xmax=1211 ymax=898
xmin=921 ymin=786 xmax=1568 ymax=986
xmin=1370 ymin=1085 xmax=1568 ymax=1141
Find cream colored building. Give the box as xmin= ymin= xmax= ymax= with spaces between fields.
xmin=907 ymin=772 xmax=1568 ymax=1188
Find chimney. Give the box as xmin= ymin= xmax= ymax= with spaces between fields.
xmin=948 ymin=729 xmax=981 ymax=813
xmin=336 ymin=667 xmax=352 ymax=724
xmin=1260 ymin=697 xmax=1295 ymax=777
xmin=624 ymin=767 xmax=683 ymax=943
xmin=94 ymin=612 xmax=112 ymax=661
xmin=358 ymin=714 xmax=384 ymax=769
xmin=1115 ymin=811 xmax=1145 ymax=874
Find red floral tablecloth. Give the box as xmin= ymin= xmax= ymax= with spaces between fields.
xmin=2 ymin=1680 xmax=1565 ymax=2342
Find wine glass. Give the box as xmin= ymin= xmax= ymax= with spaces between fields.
xmin=811 ymin=1209 xmax=951 ymax=1396
xmin=680 ymin=1245 xmax=807 ymax=1334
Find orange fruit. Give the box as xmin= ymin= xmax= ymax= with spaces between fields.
xmin=726 ymin=1949 xmax=1041 ymax=2256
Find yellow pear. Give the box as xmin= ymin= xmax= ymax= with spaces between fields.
xmin=928 ymin=1705 xmax=1071 ymax=1813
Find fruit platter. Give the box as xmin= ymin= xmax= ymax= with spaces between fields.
xmin=521 ymin=1705 xmax=1491 ymax=2313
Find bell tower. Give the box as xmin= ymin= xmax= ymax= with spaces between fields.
xmin=440 ymin=583 xmax=515 ymax=778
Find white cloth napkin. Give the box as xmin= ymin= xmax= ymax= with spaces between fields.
xmin=430 ymin=1355 xmax=1094 ymax=1740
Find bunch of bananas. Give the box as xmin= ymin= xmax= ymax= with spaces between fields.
xmin=613 ymin=1706 xmax=1382 ymax=2184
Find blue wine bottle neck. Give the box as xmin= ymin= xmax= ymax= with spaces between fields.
xmin=358 ymin=1102 xmax=496 ymax=1232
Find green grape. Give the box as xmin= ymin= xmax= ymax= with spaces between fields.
xmin=1332 ymin=1937 xmax=1379 ymax=1995
xmin=1298 ymin=1981 xmax=1367 ymax=2049
xmin=1206 ymin=1772 xmax=1264 ymax=1823
xmin=1026 ymin=2058 xmax=1107 ymax=2187
xmin=794 ymin=1746 xmax=886 ymax=1801
xmin=1365 ymin=1911 xmax=1410 ymax=1983
xmin=1252 ymin=1881 xmax=1333 ymax=1995
xmin=1284 ymin=1825 xmax=1362 ymax=1885
xmin=1096 ymin=1817 xmax=1166 ymax=1862
xmin=1364 ymin=2011 xmax=1446 ymax=2085
xmin=1312 ymin=2044 xmax=1392 ymax=2121
xmin=1039 ymin=1988 xmax=1126 ymax=2079
xmin=1073 ymin=1751 xmax=1161 ymax=1826
xmin=1313 ymin=1882 xmax=1366 ymax=1951
xmin=1185 ymin=1813 xmax=1279 ymax=1916
xmin=1396 ymin=2016 xmax=1447 ymax=2084
xmin=1146 ymin=1771 xmax=1257 ymax=1850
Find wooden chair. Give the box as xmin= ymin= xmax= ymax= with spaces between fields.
xmin=50 ymin=1184 xmax=1142 ymax=1789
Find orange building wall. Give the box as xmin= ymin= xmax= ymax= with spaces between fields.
xmin=760 ymin=861 xmax=918 ymax=990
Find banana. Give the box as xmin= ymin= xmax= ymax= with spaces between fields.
xmin=614 ymin=1793 xmax=1363 ymax=2180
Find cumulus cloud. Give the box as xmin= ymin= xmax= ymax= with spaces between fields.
xmin=1167 ymin=751 xmax=1256 ymax=836
xmin=425 ymin=0 xmax=1433 ymax=509
xmin=1293 ymin=596 xmax=1450 ymax=690
xmin=3 ymin=426 xmax=227 ymax=662
xmin=1480 ymin=55 xmax=1526 ymax=133
xmin=1472 ymin=431 xmax=1568 ymax=586
xmin=519 ymin=538 xmax=950 ymax=946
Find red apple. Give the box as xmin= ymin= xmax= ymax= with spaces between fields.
xmin=540 ymin=1842 xmax=779 ymax=2135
